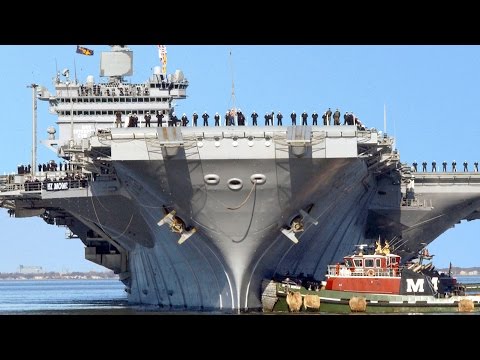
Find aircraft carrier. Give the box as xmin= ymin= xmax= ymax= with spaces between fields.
xmin=1 ymin=45 xmax=480 ymax=312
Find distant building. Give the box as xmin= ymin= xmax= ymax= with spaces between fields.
xmin=17 ymin=265 xmax=44 ymax=274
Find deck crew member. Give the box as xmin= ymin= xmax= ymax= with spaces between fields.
xmin=172 ymin=112 xmax=180 ymax=126
xmin=432 ymin=160 xmax=437 ymax=172
xmin=225 ymin=111 xmax=230 ymax=126
xmin=144 ymin=111 xmax=151 ymax=127
xmin=181 ymin=113 xmax=189 ymax=126
xmin=192 ymin=112 xmax=198 ymax=126
xmin=128 ymin=113 xmax=135 ymax=127
xmin=442 ymin=161 xmax=447 ymax=172
xmin=115 ymin=110 xmax=122 ymax=128
xmin=301 ymin=111 xmax=308 ymax=125
xmin=325 ymin=108 xmax=332 ymax=125
xmin=251 ymin=111 xmax=258 ymax=126
xmin=202 ymin=111 xmax=209 ymax=126
xmin=333 ymin=109 xmax=341 ymax=125
xmin=133 ymin=113 xmax=139 ymax=127
xmin=311 ymin=111 xmax=318 ymax=125
xmin=290 ymin=111 xmax=297 ymax=125
xmin=264 ymin=112 xmax=270 ymax=126
xmin=463 ymin=160 xmax=468 ymax=172
xmin=270 ymin=111 xmax=275 ymax=126
xmin=422 ymin=161 xmax=427 ymax=172
xmin=452 ymin=160 xmax=457 ymax=172
xmin=475 ymin=161 xmax=479 ymax=172
xmin=322 ymin=112 xmax=328 ymax=125
xmin=238 ymin=110 xmax=246 ymax=126
xmin=343 ymin=112 xmax=348 ymax=125
xmin=214 ymin=112 xmax=220 ymax=126
xmin=277 ymin=111 xmax=283 ymax=126
xmin=228 ymin=109 xmax=235 ymax=125
xmin=156 ymin=111 xmax=164 ymax=127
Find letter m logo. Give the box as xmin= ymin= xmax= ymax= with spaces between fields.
xmin=406 ymin=278 xmax=425 ymax=293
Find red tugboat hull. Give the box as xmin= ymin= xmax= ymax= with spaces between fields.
xmin=326 ymin=276 xmax=401 ymax=294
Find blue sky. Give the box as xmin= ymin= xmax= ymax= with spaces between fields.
xmin=0 ymin=45 xmax=479 ymax=271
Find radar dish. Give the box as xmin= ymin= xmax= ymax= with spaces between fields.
xmin=100 ymin=50 xmax=133 ymax=77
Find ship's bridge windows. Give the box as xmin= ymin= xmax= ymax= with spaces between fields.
xmin=120 ymin=98 xmax=125 ymax=102
xmin=126 ymin=98 xmax=131 ymax=102
xmin=107 ymin=98 xmax=113 ymax=103
xmin=375 ymin=258 xmax=381 ymax=267
xmin=132 ymin=98 xmax=138 ymax=103
xmin=138 ymin=98 xmax=144 ymax=102
xmin=364 ymin=259 xmax=374 ymax=268
xmin=345 ymin=259 xmax=353 ymax=268
xmin=108 ymin=111 xmax=113 ymax=115
xmin=353 ymin=259 xmax=363 ymax=267
xmin=101 ymin=98 xmax=107 ymax=103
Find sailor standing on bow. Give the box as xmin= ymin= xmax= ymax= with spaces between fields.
xmin=144 ymin=111 xmax=151 ymax=127
xmin=156 ymin=111 xmax=163 ymax=127
xmin=301 ymin=111 xmax=308 ymax=125
xmin=251 ymin=111 xmax=258 ymax=126
xmin=115 ymin=110 xmax=122 ymax=128
xmin=277 ymin=112 xmax=283 ymax=126
xmin=333 ymin=109 xmax=341 ymax=125
xmin=291 ymin=111 xmax=297 ymax=125
xmin=202 ymin=111 xmax=209 ymax=126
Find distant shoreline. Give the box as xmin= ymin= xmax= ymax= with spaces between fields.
xmin=0 ymin=271 xmax=118 ymax=281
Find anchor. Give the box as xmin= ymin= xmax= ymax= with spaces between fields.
xmin=158 ymin=209 xmax=197 ymax=244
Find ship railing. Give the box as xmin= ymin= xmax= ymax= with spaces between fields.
xmin=1 ymin=179 xmax=89 ymax=193
xmin=401 ymin=198 xmax=432 ymax=208
xmin=327 ymin=265 xmax=398 ymax=277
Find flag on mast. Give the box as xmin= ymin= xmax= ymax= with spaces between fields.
xmin=158 ymin=45 xmax=167 ymax=75
xmin=76 ymin=45 xmax=94 ymax=56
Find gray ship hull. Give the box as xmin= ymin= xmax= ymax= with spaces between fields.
xmin=3 ymin=126 xmax=480 ymax=311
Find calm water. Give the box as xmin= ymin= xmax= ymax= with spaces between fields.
xmin=1 ymin=276 xmax=479 ymax=314
xmin=0 ymin=279 xmax=129 ymax=314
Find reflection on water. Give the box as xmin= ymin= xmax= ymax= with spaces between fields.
xmin=1 ymin=277 xmax=479 ymax=314
xmin=0 ymin=279 xmax=129 ymax=314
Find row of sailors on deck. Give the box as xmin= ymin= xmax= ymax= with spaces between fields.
xmin=412 ymin=161 xmax=479 ymax=172
xmin=79 ymin=84 xmax=150 ymax=97
xmin=17 ymin=161 xmax=79 ymax=175
xmin=114 ymin=109 xmax=365 ymax=129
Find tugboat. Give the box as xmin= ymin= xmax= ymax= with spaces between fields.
xmin=265 ymin=240 xmax=479 ymax=313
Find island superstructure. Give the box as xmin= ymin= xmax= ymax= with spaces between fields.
xmin=1 ymin=45 xmax=480 ymax=311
